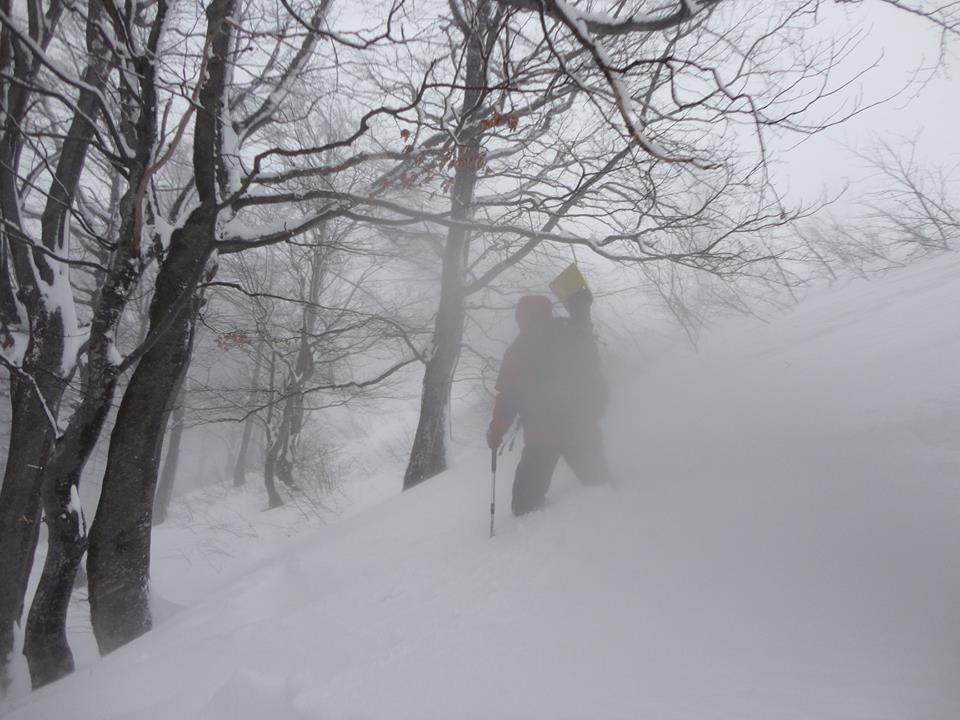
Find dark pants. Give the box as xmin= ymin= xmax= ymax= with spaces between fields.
xmin=512 ymin=440 xmax=611 ymax=516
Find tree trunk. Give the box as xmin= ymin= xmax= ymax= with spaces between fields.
xmin=23 ymin=387 xmax=116 ymax=688
xmin=403 ymin=259 xmax=467 ymax=488
xmin=153 ymin=379 xmax=187 ymax=525
xmin=4 ymin=327 xmax=71 ymax=689
xmin=265 ymin=385 xmax=303 ymax=497
xmin=22 ymin=321 xmax=127 ymax=688
xmin=4 ymin=0 xmax=127 ymax=686
xmin=264 ymin=402 xmax=299 ymax=498
xmin=233 ymin=339 xmax=265 ymax=486
xmin=86 ymin=214 xmax=211 ymax=655
xmin=265 ymin=338 xmax=315 ymax=496
xmin=262 ymin=350 xmax=284 ymax=507
xmin=0 ymin=377 xmax=56 ymax=688
xmin=21 ymin=510 xmax=84 ymax=688
xmin=233 ymin=417 xmax=255 ymax=487
xmin=0 ymin=1 xmax=75 ymax=680
xmin=263 ymin=439 xmax=284 ymax=509
xmin=403 ymin=3 xmax=491 ymax=489
xmin=22 ymin=164 xmax=156 ymax=688
xmin=86 ymin=0 xmax=235 ymax=655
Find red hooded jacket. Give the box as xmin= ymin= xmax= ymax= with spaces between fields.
xmin=490 ymin=295 xmax=607 ymax=448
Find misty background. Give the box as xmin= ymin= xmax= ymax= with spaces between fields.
xmin=0 ymin=0 xmax=958 ymax=717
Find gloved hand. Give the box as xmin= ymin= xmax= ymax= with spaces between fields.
xmin=565 ymin=288 xmax=594 ymax=325
xmin=486 ymin=424 xmax=502 ymax=450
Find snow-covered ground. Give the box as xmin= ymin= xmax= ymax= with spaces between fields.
xmin=3 ymin=252 xmax=959 ymax=719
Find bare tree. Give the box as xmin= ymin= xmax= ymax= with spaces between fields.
xmin=1 ymin=0 xmax=956 ymax=693
xmin=398 ymin=0 xmax=876 ymax=487
xmin=0 ymin=0 xmax=116 ymax=686
xmin=196 ymin=217 xmax=426 ymax=507
xmin=85 ymin=0 xmax=420 ymax=657
xmin=17 ymin=0 xmax=183 ymax=685
xmin=860 ymin=138 xmax=959 ymax=255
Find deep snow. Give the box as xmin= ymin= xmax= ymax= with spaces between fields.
xmin=3 ymin=252 xmax=959 ymax=719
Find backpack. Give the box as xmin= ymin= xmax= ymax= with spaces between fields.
xmin=514 ymin=317 xmax=607 ymax=424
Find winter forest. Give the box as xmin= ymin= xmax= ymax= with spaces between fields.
xmin=0 ymin=0 xmax=959 ymax=717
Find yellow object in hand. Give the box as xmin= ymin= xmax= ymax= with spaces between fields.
xmin=549 ymin=263 xmax=591 ymax=304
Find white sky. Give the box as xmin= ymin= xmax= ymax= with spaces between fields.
xmin=773 ymin=2 xmax=960 ymax=211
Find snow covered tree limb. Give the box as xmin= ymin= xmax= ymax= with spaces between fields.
xmin=539 ymin=1 xmax=716 ymax=167
xmin=0 ymin=6 xmax=130 ymax=162
xmin=497 ymin=0 xmax=718 ymax=35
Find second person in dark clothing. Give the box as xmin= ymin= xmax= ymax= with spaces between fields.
xmin=487 ymin=294 xmax=611 ymax=515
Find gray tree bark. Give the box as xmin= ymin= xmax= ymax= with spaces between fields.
xmin=86 ymin=216 xmax=210 ymax=655
xmin=86 ymin=0 xmax=236 ymax=655
xmin=0 ymin=0 xmax=68 ymax=684
xmin=403 ymin=2 xmax=494 ymax=489
xmin=153 ymin=379 xmax=188 ymax=525
xmin=21 ymin=0 xmax=171 ymax=685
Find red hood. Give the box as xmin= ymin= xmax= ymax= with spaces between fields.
xmin=515 ymin=294 xmax=553 ymax=331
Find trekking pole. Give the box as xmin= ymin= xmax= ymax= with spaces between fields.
xmin=489 ymin=446 xmax=498 ymax=538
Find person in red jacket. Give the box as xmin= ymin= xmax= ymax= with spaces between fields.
xmin=487 ymin=293 xmax=611 ymax=515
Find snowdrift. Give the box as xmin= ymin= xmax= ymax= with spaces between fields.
xmin=3 ymin=253 xmax=960 ymax=719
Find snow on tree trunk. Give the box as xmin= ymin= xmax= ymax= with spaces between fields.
xmin=0 ymin=377 xmax=56 ymax=689
xmin=21 ymin=497 xmax=84 ymax=688
xmin=87 ymin=213 xmax=210 ymax=655
xmin=23 ymin=377 xmax=120 ymax=687
xmin=86 ymin=0 xmax=236 ymax=655
xmin=20 ymin=4 xmax=169 ymax=681
xmin=0 ymin=0 xmax=109 ymax=686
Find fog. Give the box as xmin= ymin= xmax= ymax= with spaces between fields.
xmin=1 ymin=0 xmax=959 ymax=716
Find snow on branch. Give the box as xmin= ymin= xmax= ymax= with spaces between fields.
xmin=532 ymin=0 xmax=718 ymax=167
xmin=0 ymin=7 xmax=132 ymax=159
xmin=217 ymin=205 xmax=351 ymax=253
xmin=0 ymin=355 xmax=62 ymax=437
xmin=498 ymin=0 xmax=717 ymax=35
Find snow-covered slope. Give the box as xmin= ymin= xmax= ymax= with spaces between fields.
xmin=4 ymin=253 xmax=960 ymax=720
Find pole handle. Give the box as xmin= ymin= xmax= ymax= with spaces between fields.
xmin=489 ymin=447 xmax=498 ymax=538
